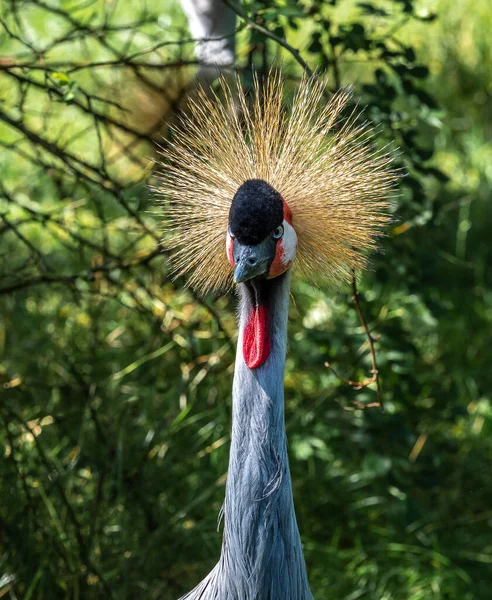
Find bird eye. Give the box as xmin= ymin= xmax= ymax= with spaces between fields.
xmin=273 ymin=225 xmax=284 ymax=239
xmin=228 ymin=227 xmax=235 ymax=240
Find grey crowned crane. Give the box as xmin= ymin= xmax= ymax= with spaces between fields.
xmin=157 ymin=72 xmax=397 ymax=600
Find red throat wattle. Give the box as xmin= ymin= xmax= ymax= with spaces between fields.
xmin=243 ymin=303 xmax=270 ymax=369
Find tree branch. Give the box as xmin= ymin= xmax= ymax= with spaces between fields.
xmin=222 ymin=0 xmax=313 ymax=76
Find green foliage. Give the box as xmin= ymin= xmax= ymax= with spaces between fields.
xmin=1 ymin=0 xmax=491 ymax=599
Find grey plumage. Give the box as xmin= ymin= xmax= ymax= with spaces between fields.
xmin=181 ymin=272 xmax=314 ymax=599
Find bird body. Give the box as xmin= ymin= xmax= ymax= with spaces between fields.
xmin=157 ymin=72 xmax=397 ymax=599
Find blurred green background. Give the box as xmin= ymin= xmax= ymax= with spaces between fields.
xmin=0 ymin=0 xmax=491 ymax=598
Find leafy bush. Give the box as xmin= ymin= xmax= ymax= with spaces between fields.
xmin=0 ymin=0 xmax=491 ymax=598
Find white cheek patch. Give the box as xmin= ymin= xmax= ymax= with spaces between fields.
xmin=281 ymin=219 xmax=297 ymax=265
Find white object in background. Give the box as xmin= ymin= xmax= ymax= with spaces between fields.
xmin=180 ymin=0 xmax=236 ymax=80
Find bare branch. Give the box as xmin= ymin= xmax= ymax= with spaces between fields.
xmin=327 ymin=271 xmax=384 ymax=411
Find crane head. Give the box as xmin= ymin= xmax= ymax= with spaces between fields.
xmin=226 ymin=179 xmax=297 ymax=284
xmin=224 ymin=179 xmax=298 ymax=369
xmin=156 ymin=72 xmax=398 ymax=296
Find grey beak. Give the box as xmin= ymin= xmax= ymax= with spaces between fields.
xmin=233 ymin=238 xmax=276 ymax=283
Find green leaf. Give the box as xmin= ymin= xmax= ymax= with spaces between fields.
xmin=363 ymin=453 xmax=392 ymax=476
xmin=51 ymin=72 xmax=70 ymax=86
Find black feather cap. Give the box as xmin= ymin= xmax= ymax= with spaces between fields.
xmin=228 ymin=179 xmax=284 ymax=245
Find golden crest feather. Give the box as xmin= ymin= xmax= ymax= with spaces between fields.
xmin=156 ymin=72 xmax=397 ymax=294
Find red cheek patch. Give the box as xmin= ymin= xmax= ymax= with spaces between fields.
xmin=268 ymin=240 xmax=286 ymax=279
xmin=243 ymin=304 xmax=270 ymax=369
xmin=226 ymin=235 xmax=234 ymax=266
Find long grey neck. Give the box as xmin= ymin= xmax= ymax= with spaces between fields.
xmin=216 ymin=271 xmax=313 ymax=599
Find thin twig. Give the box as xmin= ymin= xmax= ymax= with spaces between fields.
xmin=326 ymin=270 xmax=383 ymax=411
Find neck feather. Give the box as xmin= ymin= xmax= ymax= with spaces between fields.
xmin=216 ymin=271 xmax=313 ymax=599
